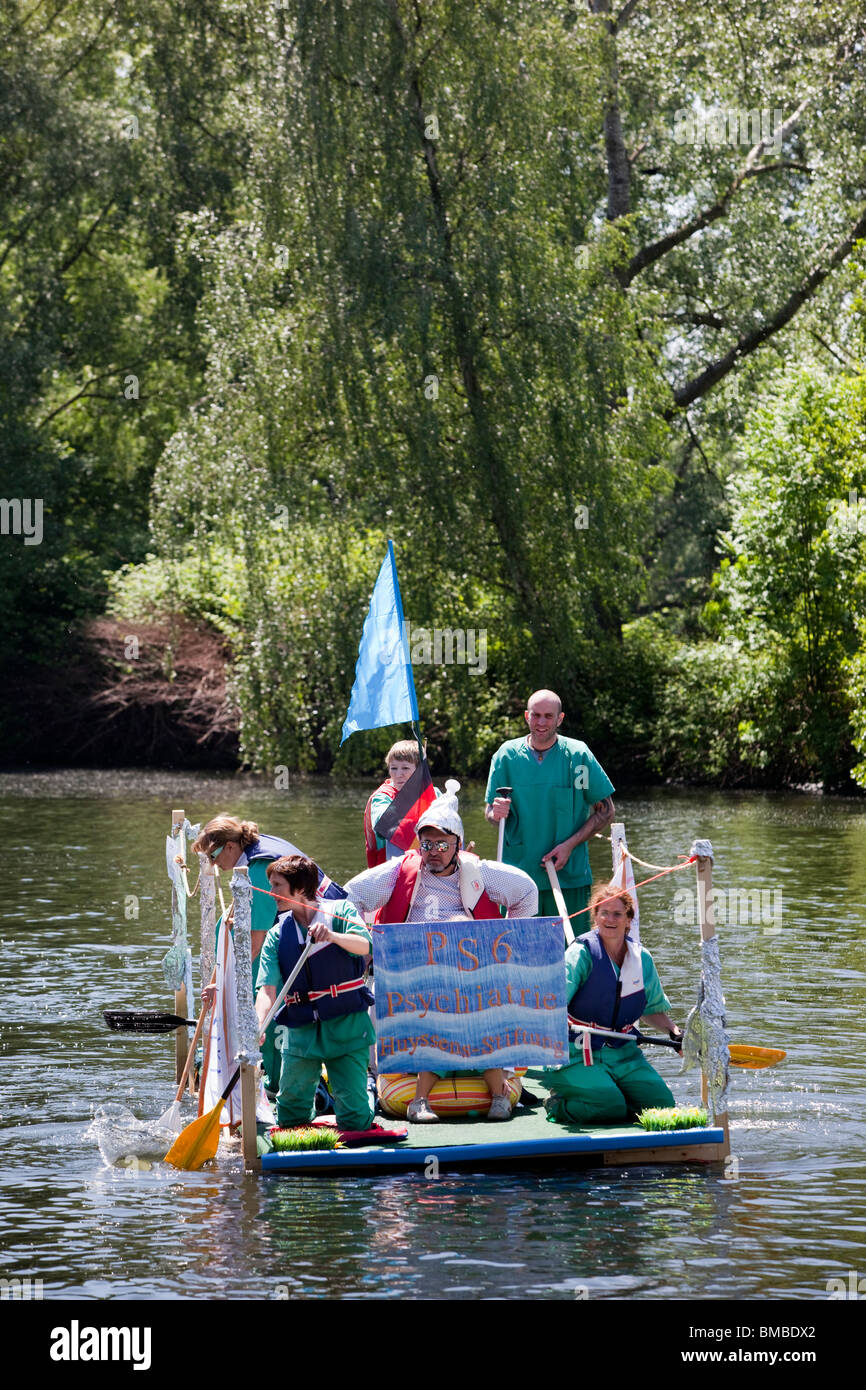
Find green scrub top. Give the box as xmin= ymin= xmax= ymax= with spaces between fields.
xmin=485 ymin=736 xmax=614 ymax=891
xmin=256 ymin=901 xmax=374 ymax=1059
xmin=214 ymin=857 xmax=278 ymax=965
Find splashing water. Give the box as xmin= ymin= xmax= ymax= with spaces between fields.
xmin=85 ymin=1104 xmax=179 ymax=1167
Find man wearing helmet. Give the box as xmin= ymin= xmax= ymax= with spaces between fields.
xmin=344 ymin=780 xmax=537 ymax=1122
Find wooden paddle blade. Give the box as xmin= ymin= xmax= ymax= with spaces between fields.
xmin=163 ymin=1100 xmax=224 ymax=1170
xmin=103 ymin=1010 xmax=195 ymax=1033
xmin=729 ymin=1044 xmax=786 ymax=1069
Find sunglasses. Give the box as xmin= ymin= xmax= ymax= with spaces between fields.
xmin=419 ymin=838 xmax=454 ymax=853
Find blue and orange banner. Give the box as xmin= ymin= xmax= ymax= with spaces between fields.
xmin=373 ymin=918 xmax=569 ymax=1071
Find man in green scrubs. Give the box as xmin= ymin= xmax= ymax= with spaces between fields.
xmin=484 ymin=689 xmax=615 ymax=927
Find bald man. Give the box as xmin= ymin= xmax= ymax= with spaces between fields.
xmin=485 ymin=690 xmax=615 ymax=925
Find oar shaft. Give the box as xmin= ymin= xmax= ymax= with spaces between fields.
xmin=172 ymin=971 xmax=216 ymax=1102
xmin=218 ymin=937 xmax=316 ymax=1104
xmin=494 ymin=786 xmax=511 ymax=862
xmin=544 ymin=860 xmax=576 ymax=944
xmin=568 ymin=1021 xmax=680 ymax=1049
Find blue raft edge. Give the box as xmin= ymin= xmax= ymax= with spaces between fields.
xmin=260 ymin=1125 xmax=726 ymax=1173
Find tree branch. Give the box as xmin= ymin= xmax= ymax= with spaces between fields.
xmin=669 ymin=200 xmax=866 ymax=412
xmin=590 ymin=0 xmax=631 ymax=220
xmin=809 ymin=329 xmax=864 ymax=373
xmin=34 ymin=370 xmax=121 ymax=430
xmin=57 ymin=201 xmax=114 ymax=276
xmin=615 ymin=0 xmax=642 ymax=29
xmin=621 ymin=97 xmax=811 ymax=285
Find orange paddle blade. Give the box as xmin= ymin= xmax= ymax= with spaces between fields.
xmin=164 ymin=1098 xmax=224 ymax=1170
xmin=729 ymin=1044 xmax=785 ymax=1069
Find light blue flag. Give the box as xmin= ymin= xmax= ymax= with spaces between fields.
xmin=341 ymin=540 xmax=420 ymax=745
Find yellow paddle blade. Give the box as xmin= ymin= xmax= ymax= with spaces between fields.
xmin=163 ymin=1099 xmax=224 ymax=1170
xmin=729 ymin=1044 xmax=786 ymax=1069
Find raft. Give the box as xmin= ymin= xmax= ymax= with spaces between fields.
xmin=261 ymin=1076 xmax=728 ymax=1175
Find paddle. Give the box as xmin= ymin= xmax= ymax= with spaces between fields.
xmin=156 ymin=972 xmax=217 ymax=1133
xmin=568 ymin=1021 xmax=785 ymax=1069
xmin=494 ymin=785 xmax=512 ymax=861
xmin=544 ymin=860 xmax=576 ymax=945
xmin=165 ymin=936 xmax=315 ymax=1171
xmin=104 ymin=1010 xmax=197 ymax=1034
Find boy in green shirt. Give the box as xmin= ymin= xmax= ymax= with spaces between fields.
xmin=255 ymin=856 xmax=375 ymax=1132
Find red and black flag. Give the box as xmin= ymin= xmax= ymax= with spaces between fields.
xmin=374 ymin=757 xmax=436 ymax=854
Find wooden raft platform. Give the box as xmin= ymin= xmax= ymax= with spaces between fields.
xmin=261 ymin=1083 xmax=728 ymax=1175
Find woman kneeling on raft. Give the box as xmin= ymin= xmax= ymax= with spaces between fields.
xmin=255 ymin=855 xmax=375 ymax=1133
xmin=543 ymin=882 xmax=682 ymax=1126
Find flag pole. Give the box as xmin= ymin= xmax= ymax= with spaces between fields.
xmin=411 ymin=719 xmax=425 ymax=764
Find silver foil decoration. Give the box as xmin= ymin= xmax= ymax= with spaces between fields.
xmin=163 ymin=826 xmax=188 ymax=990
xmin=198 ymin=852 xmax=216 ymax=990
xmin=681 ymin=935 xmax=730 ymax=1120
xmin=230 ymin=867 xmax=261 ymax=1064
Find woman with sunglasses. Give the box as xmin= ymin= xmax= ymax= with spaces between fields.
xmin=191 ymin=816 xmax=344 ymax=1094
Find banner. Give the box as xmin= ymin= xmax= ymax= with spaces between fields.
xmin=373 ymin=917 xmax=569 ymax=1071
xmin=341 ymin=539 xmax=420 ymax=744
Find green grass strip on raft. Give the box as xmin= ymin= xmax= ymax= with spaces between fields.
xmin=638 ymin=1106 xmax=709 ymax=1132
xmin=269 ymin=1126 xmax=341 ymax=1152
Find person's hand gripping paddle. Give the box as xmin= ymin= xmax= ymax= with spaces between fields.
xmin=495 ymin=786 xmax=512 ymax=861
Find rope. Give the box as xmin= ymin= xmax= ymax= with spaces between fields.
xmin=239 ymin=879 xmax=351 ymax=922
xmin=223 ymin=848 xmax=697 ymax=931
xmin=615 ymin=844 xmax=696 ymax=875
xmin=559 ymin=855 xmax=697 ymax=923
xmin=172 ymin=855 xmax=202 ymax=899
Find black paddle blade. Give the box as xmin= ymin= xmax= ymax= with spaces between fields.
xmin=103 ymin=1010 xmax=196 ymax=1034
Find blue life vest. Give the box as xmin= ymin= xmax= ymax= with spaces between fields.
xmin=275 ymin=911 xmax=373 ymax=1028
xmin=568 ymin=930 xmax=646 ymax=1051
xmin=240 ymin=834 xmax=345 ymax=898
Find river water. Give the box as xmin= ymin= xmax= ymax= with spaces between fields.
xmin=1 ymin=770 xmax=864 ymax=1306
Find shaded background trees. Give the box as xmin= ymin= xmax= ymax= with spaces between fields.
xmin=3 ymin=0 xmax=866 ymax=786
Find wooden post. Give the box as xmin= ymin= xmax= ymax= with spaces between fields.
xmin=610 ymin=822 xmax=640 ymax=945
xmin=230 ymin=865 xmax=261 ymax=1172
xmin=695 ymin=850 xmax=730 ymax=1158
xmin=171 ymin=809 xmax=190 ymax=1086
xmin=240 ymin=1061 xmax=259 ymax=1171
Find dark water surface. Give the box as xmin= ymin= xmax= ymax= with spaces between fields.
xmin=1 ymin=771 xmax=864 ymax=1302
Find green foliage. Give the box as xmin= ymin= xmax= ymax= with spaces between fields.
xmin=638 ymin=1107 xmax=708 ymax=1132
xmin=8 ymin=1 xmax=866 ymax=782
xmin=634 ymin=361 xmax=866 ymax=787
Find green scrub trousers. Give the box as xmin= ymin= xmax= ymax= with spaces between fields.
xmin=544 ymin=1041 xmax=675 ymax=1126
xmin=276 ymin=1016 xmax=375 ymax=1131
